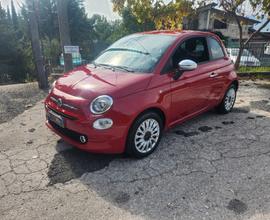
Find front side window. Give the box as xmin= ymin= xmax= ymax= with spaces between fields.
xmin=94 ymin=34 xmax=177 ymax=73
xmin=208 ymin=37 xmax=225 ymax=60
xmin=172 ymin=37 xmax=209 ymax=68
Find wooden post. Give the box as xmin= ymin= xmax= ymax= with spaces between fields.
xmin=57 ymin=0 xmax=73 ymax=72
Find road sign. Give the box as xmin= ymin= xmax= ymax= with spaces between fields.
xmin=64 ymin=46 xmax=79 ymax=54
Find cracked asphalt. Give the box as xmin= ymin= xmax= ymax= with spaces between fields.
xmin=1 ymin=80 xmax=270 ymax=220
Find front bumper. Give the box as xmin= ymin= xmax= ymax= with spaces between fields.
xmin=45 ymin=105 xmax=128 ymax=154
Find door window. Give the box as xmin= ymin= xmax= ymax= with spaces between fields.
xmin=172 ymin=37 xmax=209 ymax=68
xmin=208 ymin=37 xmax=225 ymax=60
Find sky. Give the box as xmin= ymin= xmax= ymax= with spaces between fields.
xmin=0 ymin=0 xmax=120 ymax=20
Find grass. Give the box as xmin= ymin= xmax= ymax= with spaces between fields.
xmin=238 ymin=66 xmax=270 ymax=73
xmin=237 ymin=66 xmax=270 ymax=79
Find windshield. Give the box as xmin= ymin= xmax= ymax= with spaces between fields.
xmin=94 ymin=34 xmax=177 ymax=73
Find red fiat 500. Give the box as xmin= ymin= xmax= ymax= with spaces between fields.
xmin=45 ymin=30 xmax=238 ymax=157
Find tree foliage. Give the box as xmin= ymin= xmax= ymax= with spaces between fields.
xmin=112 ymin=0 xmax=194 ymax=30
xmin=0 ymin=0 xmax=133 ymax=84
xmin=0 ymin=3 xmax=28 ymax=83
xmin=249 ymin=0 xmax=270 ymax=16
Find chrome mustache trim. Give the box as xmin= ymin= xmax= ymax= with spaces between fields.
xmin=50 ymin=96 xmax=78 ymax=110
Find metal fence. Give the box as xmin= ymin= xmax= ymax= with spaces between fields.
xmin=245 ymin=42 xmax=270 ymax=67
xmin=227 ymin=41 xmax=270 ymax=70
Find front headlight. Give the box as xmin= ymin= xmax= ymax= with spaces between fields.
xmin=90 ymin=95 xmax=113 ymax=114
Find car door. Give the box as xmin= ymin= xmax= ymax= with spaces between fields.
xmin=165 ymin=36 xmax=215 ymax=124
xmin=206 ymin=36 xmax=233 ymax=106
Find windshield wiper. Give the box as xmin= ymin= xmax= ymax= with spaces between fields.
xmin=106 ymin=48 xmax=150 ymax=55
xmin=92 ymin=62 xmax=134 ymax=72
xmin=113 ymin=65 xmax=134 ymax=72
xmin=92 ymin=62 xmax=115 ymax=70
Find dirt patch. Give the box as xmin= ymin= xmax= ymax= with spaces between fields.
xmin=174 ymin=130 xmax=199 ymax=137
xmin=250 ymin=100 xmax=270 ymax=113
xmin=227 ymin=199 xmax=248 ymax=214
xmin=222 ymin=121 xmax=235 ymax=125
xmin=232 ymin=107 xmax=250 ymax=113
xmin=114 ymin=192 xmax=131 ymax=204
xmin=198 ymin=126 xmax=213 ymax=132
xmin=0 ymin=82 xmax=47 ymax=124
xmin=256 ymin=83 xmax=270 ymax=90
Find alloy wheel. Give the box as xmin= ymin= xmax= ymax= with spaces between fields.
xmin=134 ymin=118 xmax=160 ymax=153
xmin=224 ymin=87 xmax=236 ymax=111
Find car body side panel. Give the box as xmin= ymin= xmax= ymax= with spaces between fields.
xmin=205 ymin=58 xmax=235 ymax=105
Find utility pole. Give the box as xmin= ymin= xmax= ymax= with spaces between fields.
xmin=28 ymin=0 xmax=48 ymax=89
xmin=57 ymin=0 xmax=73 ymax=72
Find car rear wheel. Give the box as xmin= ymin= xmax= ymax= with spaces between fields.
xmin=216 ymin=84 xmax=237 ymax=114
xmin=126 ymin=112 xmax=163 ymax=158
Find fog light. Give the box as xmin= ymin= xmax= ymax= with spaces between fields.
xmin=93 ymin=118 xmax=113 ymax=130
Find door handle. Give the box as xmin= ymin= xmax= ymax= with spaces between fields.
xmin=209 ymin=72 xmax=218 ymax=78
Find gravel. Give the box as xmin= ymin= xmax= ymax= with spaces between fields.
xmin=0 ymin=82 xmax=48 ymax=124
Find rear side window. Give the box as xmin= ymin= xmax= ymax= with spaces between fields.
xmin=208 ymin=37 xmax=224 ymax=60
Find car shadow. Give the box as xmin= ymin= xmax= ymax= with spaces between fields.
xmin=47 ymin=146 xmax=123 ymax=186
xmin=47 ymin=104 xmax=270 ymax=219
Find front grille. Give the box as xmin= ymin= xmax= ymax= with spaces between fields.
xmin=49 ymin=120 xmax=88 ymax=144
xmin=47 ymin=105 xmax=77 ymax=120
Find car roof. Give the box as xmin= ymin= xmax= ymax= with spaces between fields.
xmin=141 ymin=30 xmax=217 ymax=38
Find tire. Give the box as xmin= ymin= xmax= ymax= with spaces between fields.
xmin=126 ymin=112 xmax=163 ymax=158
xmin=216 ymin=84 xmax=237 ymax=114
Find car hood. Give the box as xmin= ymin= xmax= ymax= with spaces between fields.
xmin=54 ymin=65 xmax=152 ymax=99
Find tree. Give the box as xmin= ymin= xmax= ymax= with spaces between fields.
xmin=27 ymin=0 xmax=48 ymax=89
xmin=56 ymin=0 xmax=73 ymax=72
xmin=112 ymin=0 xmax=194 ymax=30
xmin=11 ymin=0 xmax=18 ymax=28
xmin=120 ymin=6 xmax=155 ymax=32
xmin=38 ymin=0 xmax=58 ymax=40
xmin=67 ymin=0 xmax=93 ymax=61
xmin=0 ymin=3 xmax=27 ymax=83
xmin=6 ymin=6 xmax=11 ymax=24
xmin=220 ymin=0 xmax=270 ymax=69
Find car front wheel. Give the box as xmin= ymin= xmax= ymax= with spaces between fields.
xmin=126 ymin=112 xmax=163 ymax=158
xmin=217 ymin=84 xmax=237 ymax=114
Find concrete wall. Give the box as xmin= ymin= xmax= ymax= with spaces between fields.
xmin=198 ymin=10 xmax=253 ymax=40
xmin=198 ymin=11 xmax=209 ymax=30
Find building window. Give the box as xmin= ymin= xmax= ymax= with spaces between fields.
xmin=213 ymin=19 xmax=227 ymax=29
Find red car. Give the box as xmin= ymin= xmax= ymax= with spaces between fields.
xmin=45 ymin=30 xmax=238 ymax=157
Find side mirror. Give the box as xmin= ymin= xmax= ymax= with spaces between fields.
xmin=173 ymin=59 xmax=197 ymax=80
xmin=178 ymin=59 xmax=197 ymax=71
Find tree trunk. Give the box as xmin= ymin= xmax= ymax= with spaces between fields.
xmin=233 ymin=14 xmax=243 ymax=70
xmin=57 ymin=0 xmax=73 ymax=72
xmin=235 ymin=45 xmax=243 ymax=70
xmin=28 ymin=0 xmax=48 ymax=89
